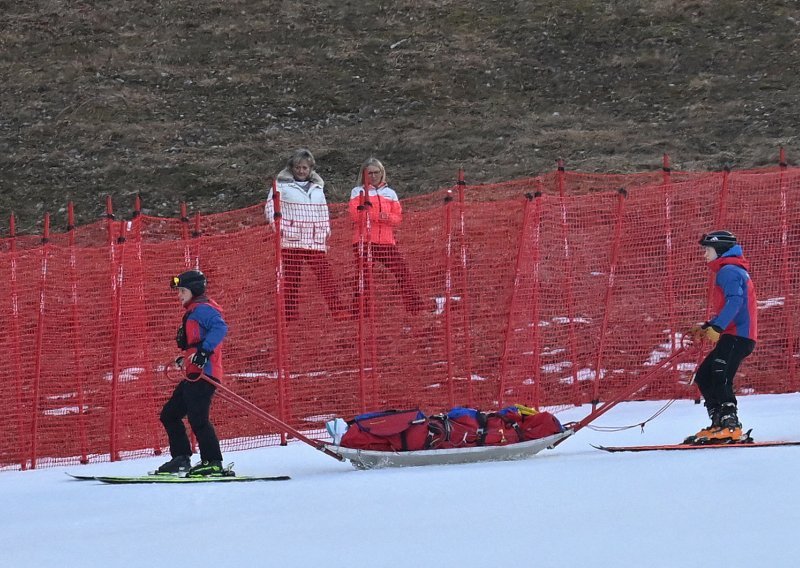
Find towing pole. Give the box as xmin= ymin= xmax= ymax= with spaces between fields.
xmin=552 ymin=344 xmax=698 ymax=447
xmin=197 ymin=373 xmax=345 ymax=462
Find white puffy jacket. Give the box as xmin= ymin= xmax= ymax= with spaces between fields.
xmin=265 ymin=169 xmax=331 ymax=252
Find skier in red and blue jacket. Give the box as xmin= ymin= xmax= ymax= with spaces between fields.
xmin=687 ymin=231 xmax=757 ymax=444
xmin=156 ymin=269 xmax=229 ymax=477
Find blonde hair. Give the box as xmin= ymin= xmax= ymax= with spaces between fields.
xmin=287 ymin=148 xmax=316 ymax=171
xmin=358 ymin=157 xmax=386 ymax=185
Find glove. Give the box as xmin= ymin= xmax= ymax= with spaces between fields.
xmin=174 ymin=356 xmax=185 ymax=369
xmin=687 ymin=324 xmax=704 ymax=342
xmin=175 ymin=326 xmax=187 ymax=349
xmin=190 ymin=348 xmax=212 ymax=369
xmin=701 ymin=322 xmax=723 ymax=343
xmin=687 ymin=322 xmax=722 ymax=343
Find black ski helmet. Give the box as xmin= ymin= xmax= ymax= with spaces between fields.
xmin=699 ymin=230 xmax=737 ymax=256
xmin=171 ymin=269 xmax=207 ymax=297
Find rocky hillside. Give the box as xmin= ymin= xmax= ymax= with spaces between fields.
xmin=2 ymin=0 xmax=798 ymax=231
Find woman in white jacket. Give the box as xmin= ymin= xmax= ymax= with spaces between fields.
xmin=265 ymin=149 xmax=344 ymax=321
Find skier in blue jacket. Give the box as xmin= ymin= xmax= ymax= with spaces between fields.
xmin=687 ymin=231 xmax=757 ymax=444
xmin=156 ymin=269 xmax=229 ymax=476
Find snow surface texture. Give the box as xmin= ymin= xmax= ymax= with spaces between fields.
xmin=3 ymin=394 xmax=799 ymax=567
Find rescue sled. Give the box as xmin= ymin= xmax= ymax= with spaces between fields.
xmin=327 ymin=429 xmax=573 ymax=469
xmin=323 ymin=406 xmax=572 ymax=469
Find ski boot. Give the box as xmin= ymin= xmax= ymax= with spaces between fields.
xmin=683 ymin=406 xmax=721 ymax=445
xmin=187 ymin=460 xmax=227 ymax=477
xmin=154 ymin=455 xmax=191 ymax=475
xmin=706 ymin=403 xmax=746 ymax=443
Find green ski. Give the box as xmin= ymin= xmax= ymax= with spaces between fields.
xmin=67 ymin=472 xmax=290 ymax=484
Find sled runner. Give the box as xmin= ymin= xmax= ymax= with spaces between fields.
xmin=328 ymin=430 xmax=573 ymax=469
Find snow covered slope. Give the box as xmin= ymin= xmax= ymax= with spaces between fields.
xmin=3 ymin=394 xmax=799 ymax=567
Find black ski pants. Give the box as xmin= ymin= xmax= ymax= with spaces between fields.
xmin=694 ymin=334 xmax=756 ymax=411
xmin=160 ymin=378 xmax=223 ymax=462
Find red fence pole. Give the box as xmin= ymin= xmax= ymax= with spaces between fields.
xmin=9 ymin=214 xmax=26 ymax=469
xmin=529 ymin=186 xmax=544 ymax=408
xmin=67 ymin=203 xmax=89 ymax=464
xmin=30 ymin=213 xmax=51 ymax=468
xmin=364 ymin=179 xmax=379 ymax=409
xmin=180 ymin=202 xmax=189 ymax=239
xmin=105 ymin=196 xmax=115 ymax=245
xmin=271 ymin=180 xmax=289 ymax=444
xmin=591 ymin=189 xmax=626 ymax=405
xmin=105 ymin=196 xmax=117 ymax=461
xmin=179 ymin=202 xmax=191 ymax=267
xmin=130 ymin=197 xmax=161 ymax=456
xmin=356 ymin=179 xmax=378 ymax=411
xmin=556 ymin=159 xmax=580 ymax=404
xmin=443 ymin=189 xmax=455 ymax=407
xmin=777 ymin=148 xmax=797 ymax=391
xmin=690 ymin=168 xmax=732 ymax=398
xmin=693 ymin=167 xmax=733 ymax=393
xmin=178 ymin=203 xmax=198 ymax=452
xmin=497 ymin=193 xmax=536 ymax=407
xmin=355 ymin=190 xmax=368 ymax=412
xmin=660 ymin=155 xmax=681 ymax=396
xmin=109 ymin=220 xmax=128 ymax=461
xmin=456 ymin=170 xmax=474 ymax=406
xmin=192 ymin=212 xmax=202 ymax=267
xmin=717 ymin=165 xmax=730 ymax=229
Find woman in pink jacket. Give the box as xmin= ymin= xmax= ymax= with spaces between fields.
xmin=348 ymin=158 xmax=423 ymax=315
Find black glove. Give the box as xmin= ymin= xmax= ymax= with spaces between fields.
xmin=190 ymin=348 xmax=212 ymax=369
xmin=175 ymin=326 xmax=187 ymax=349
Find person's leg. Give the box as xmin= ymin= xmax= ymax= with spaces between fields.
xmin=694 ymin=349 xmax=721 ymax=417
xmin=710 ymin=335 xmax=756 ymax=430
xmin=159 ymin=382 xmax=192 ymax=458
xmin=686 ymin=346 xmax=726 ymax=442
xmin=380 ymin=245 xmax=423 ymax=313
xmin=712 ymin=336 xmax=756 ymax=406
xmin=351 ymin=243 xmax=370 ymax=316
xmin=308 ymin=250 xmax=344 ymax=314
xmin=183 ymin=379 xmax=223 ymax=463
xmin=282 ymin=248 xmax=302 ymax=321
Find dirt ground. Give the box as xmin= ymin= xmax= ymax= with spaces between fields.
xmin=2 ymin=0 xmax=798 ymax=233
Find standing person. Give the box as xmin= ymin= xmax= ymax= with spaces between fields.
xmin=348 ymin=157 xmax=423 ymax=315
xmin=265 ymin=148 xmax=344 ymax=321
xmin=686 ymin=231 xmax=757 ymax=444
xmin=156 ymin=269 xmax=229 ymax=476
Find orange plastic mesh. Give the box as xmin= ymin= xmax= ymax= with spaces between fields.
xmin=1 ymin=166 xmax=798 ymax=469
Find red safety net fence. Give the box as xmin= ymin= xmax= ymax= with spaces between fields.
xmin=1 ymin=161 xmax=799 ymax=470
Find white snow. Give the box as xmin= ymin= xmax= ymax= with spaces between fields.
xmin=3 ymin=393 xmax=800 ymax=567
xmin=757 ymin=296 xmax=784 ymax=309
